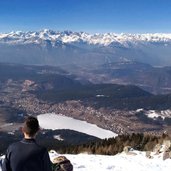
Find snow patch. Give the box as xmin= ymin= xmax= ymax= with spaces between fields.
xmin=146 ymin=110 xmax=171 ymax=119
xmin=53 ymin=135 xmax=64 ymax=141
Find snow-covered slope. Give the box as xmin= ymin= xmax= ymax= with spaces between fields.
xmin=1 ymin=150 xmax=171 ymax=171
xmin=65 ymin=152 xmax=171 ymax=171
xmin=37 ymin=113 xmax=117 ymax=139
xmin=48 ymin=149 xmax=171 ymax=171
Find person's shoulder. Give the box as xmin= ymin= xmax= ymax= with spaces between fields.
xmin=7 ymin=141 xmax=22 ymax=152
xmin=34 ymin=142 xmax=48 ymax=152
xmin=36 ymin=144 xmax=49 ymax=157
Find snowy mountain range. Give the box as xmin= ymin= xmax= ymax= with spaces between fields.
xmin=1 ymin=30 xmax=171 ymax=66
xmin=1 ymin=29 xmax=171 ymax=46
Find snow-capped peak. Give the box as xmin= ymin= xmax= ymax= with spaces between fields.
xmin=1 ymin=30 xmax=171 ymax=46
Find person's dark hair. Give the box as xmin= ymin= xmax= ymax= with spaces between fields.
xmin=23 ymin=116 xmax=40 ymax=137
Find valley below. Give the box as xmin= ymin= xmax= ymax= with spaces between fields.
xmin=0 ymin=63 xmax=171 ymax=136
xmin=0 ymin=81 xmax=162 ymax=134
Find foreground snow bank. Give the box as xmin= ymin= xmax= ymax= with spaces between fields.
xmin=38 ymin=113 xmax=117 ymax=139
xmin=48 ymin=150 xmax=171 ymax=171
xmin=1 ymin=150 xmax=171 ymax=171
xmin=65 ymin=152 xmax=171 ymax=171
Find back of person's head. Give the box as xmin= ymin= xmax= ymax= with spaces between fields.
xmin=23 ymin=116 xmax=40 ymax=137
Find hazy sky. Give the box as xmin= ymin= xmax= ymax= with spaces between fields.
xmin=0 ymin=0 xmax=171 ymax=33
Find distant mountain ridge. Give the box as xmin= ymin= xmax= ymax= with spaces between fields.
xmin=90 ymin=61 xmax=171 ymax=94
xmin=1 ymin=30 xmax=171 ymax=66
xmin=1 ymin=29 xmax=171 ymax=45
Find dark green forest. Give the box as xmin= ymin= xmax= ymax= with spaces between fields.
xmin=61 ymin=133 xmax=171 ymax=155
xmin=1 ymin=131 xmax=170 ymax=156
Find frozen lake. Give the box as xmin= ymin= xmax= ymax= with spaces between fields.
xmin=37 ymin=113 xmax=117 ymax=139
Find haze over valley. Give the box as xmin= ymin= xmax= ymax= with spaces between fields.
xmin=1 ymin=29 xmax=171 ymax=137
xmin=0 ymin=62 xmax=171 ymax=138
xmin=1 ymin=30 xmax=171 ymax=67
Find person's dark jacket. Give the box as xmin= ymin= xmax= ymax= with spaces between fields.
xmin=2 ymin=138 xmax=52 ymax=171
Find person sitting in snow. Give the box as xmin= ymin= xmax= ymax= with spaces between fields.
xmin=2 ymin=116 xmax=52 ymax=171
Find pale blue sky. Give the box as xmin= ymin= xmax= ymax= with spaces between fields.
xmin=0 ymin=0 xmax=171 ymax=33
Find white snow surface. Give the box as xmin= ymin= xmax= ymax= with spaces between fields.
xmin=1 ymin=151 xmax=171 ymax=171
xmin=146 ymin=110 xmax=171 ymax=119
xmin=136 ymin=109 xmax=171 ymax=120
xmin=48 ymin=150 xmax=171 ymax=171
xmin=66 ymin=153 xmax=171 ymax=171
xmin=37 ymin=113 xmax=117 ymax=139
xmin=1 ymin=149 xmax=171 ymax=171
xmin=1 ymin=29 xmax=171 ymax=46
